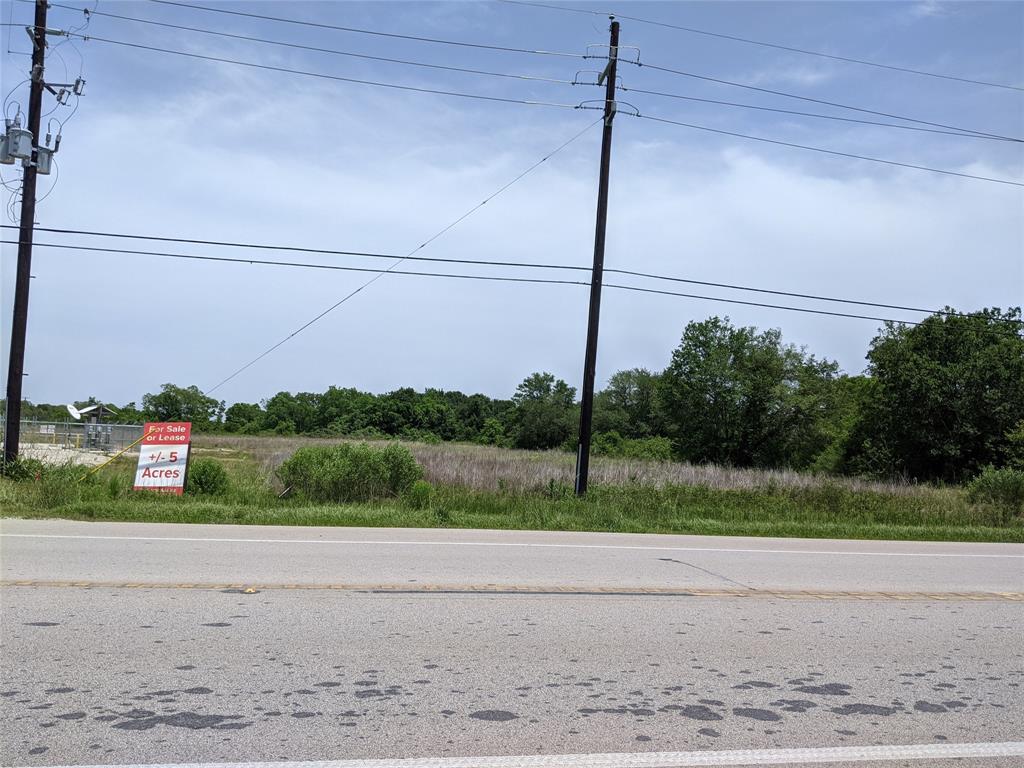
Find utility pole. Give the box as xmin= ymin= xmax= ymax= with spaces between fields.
xmin=3 ymin=0 xmax=48 ymax=466
xmin=574 ymin=17 xmax=619 ymax=496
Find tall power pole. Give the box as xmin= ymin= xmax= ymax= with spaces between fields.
xmin=3 ymin=0 xmax=48 ymax=466
xmin=574 ymin=18 xmax=619 ymax=496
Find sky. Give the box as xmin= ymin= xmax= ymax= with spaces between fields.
xmin=1 ymin=0 xmax=1022 ymax=408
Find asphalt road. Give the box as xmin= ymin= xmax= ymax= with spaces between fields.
xmin=2 ymin=519 xmax=1022 ymax=768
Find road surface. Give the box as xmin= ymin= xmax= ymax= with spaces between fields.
xmin=1 ymin=518 xmax=1022 ymax=767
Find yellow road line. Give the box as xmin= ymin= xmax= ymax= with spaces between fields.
xmin=1 ymin=580 xmax=1022 ymax=601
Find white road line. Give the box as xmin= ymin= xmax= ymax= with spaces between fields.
xmin=28 ymin=741 xmax=1024 ymax=767
xmin=2 ymin=532 xmax=1022 ymax=558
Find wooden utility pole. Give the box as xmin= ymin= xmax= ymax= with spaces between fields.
xmin=574 ymin=18 xmax=619 ymax=496
xmin=3 ymin=0 xmax=48 ymax=467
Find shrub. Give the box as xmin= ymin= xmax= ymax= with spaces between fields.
xmin=403 ymin=479 xmax=433 ymax=510
xmin=277 ymin=442 xmax=423 ymax=502
xmin=966 ymin=466 xmax=1024 ymax=522
xmin=592 ymin=432 xmax=674 ymax=461
xmin=2 ymin=457 xmax=46 ymax=481
xmin=186 ymin=458 xmax=229 ymax=496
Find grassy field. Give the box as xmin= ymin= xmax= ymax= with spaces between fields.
xmin=2 ymin=434 xmax=1021 ymax=542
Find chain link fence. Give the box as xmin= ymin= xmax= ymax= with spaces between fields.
xmin=0 ymin=420 xmax=145 ymax=453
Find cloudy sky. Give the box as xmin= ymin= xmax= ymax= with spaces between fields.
xmin=1 ymin=0 xmax=1021 ymax=408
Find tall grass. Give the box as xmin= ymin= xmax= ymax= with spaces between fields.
xmin=193 ymin=434 xmax=925 ymax=496
xmin=5 ymin=434 xmax=1019 ymax=543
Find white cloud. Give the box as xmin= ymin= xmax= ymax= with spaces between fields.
xmin=744 ymin=64 xmax=836 ymax=88
xmin=911 ymin=1 xmax=953 ymax=19
xmin=3 ymin=32 xmax=1021 ymax=407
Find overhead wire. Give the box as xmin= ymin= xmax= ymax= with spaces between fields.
xmin=629 ymin=112 xmax=1024 ymax=187
xmin=40 ymin=3 xmax=1016 ymax=143
xmin=498 ymin=0 xmax=1024 ymax=92
xmin=128 ymin=0 xmax=1023 ymax=140
xmin=44 ymin=2 xmax=583 ymax=86
xmin=65 ymin=33 xmax=592 ymax=111
xmin=2 ymin=226 xmax=1005 ymax=323
xmin=203 ymin=116 xmax=604 ymax=394
xmin=146 ymin=0 xmax=587 ymax=59
xmin=54 ymin=33 xmax=1022 ymax=182
xmin=619 ymin=85 xmax=1020 ymax=142
xmin=2 ymin=239 xmax=926 ymax=328
xmin=630 ymin=60 xmax=1022 ymax=143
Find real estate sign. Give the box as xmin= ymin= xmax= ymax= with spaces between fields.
xmin=133 ymin=422 xmax=192 ymax=494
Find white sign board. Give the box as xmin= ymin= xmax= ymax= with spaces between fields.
xmin=133 ymin=422 xmax=192 ymax=494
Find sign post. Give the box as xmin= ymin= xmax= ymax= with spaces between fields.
xmin=133 ymin=422 xmax=192 ymax=495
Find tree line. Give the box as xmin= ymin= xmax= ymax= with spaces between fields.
xmin=13 ymin=308 xmax=1023 ymax=483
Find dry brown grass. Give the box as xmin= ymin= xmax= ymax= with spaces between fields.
xmin=192 ymin=433 xmax=925 ymax=496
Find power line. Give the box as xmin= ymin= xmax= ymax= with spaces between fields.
xmin=6 ymin=240 xmax=926 ymax=328
xmin=44 ymin=2 xmax=583 ymax=86
xmin=14 ymin=236 xmax=592 ymax=272
xmin=605 ymin=283 xmax=920 ymax=326
xmin=630 ymin=112 xmax=1024 ymax=187
xmin=67 ymin=33 xmax=592 ymax=111
xmin=631 ymin=61 xmax=1022 ymax=143
xmin=146 ymin=0 xmax=587 ymax=60
xmin=605 ymin=267 xmax=990 ymax=321
xmin=53 ymin=34 xmax=1022 ymax=185
xmin=92 ymin=7 xmax=1013 ymax=145
xmin=10 ymin=240 xmax=589 ymax=285
xmin=203 ymin=117 xmax=603 ymax=395
xmin=4 ymin=225 xmax=1008 ymax=322
xmin=59 ymin=1 xmax=1018 ymax=142
xmin=619 ymin=85 xmax=1020 ymax=142
xmin=499 ymin=0 xmax=1024 ymax=92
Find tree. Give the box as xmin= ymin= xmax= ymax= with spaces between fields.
xmin=594 ymin=368 xmax=660 ymax=438
xmin=657 ymin=317 xmax=839 ymax=468
xmin=510 ymin=372 xmax=577 ymax=450
xmin=262 ymin=391 xmax=320 ymax=434
xmin=224 ymin=402 xmax=264 ymax=433
xmin=844 ymin=308 xmax=1024 ymax=482
xmin=142 ymin=384 xmax=224 ymax=430
xmin=317 ymin=386 xmax=379 ymax=435
xmin=116 ymin=401 xmax=144 ymax=424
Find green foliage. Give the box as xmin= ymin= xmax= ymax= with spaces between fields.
xmin=273 ymin=419 xmax=297 ymax=436
xmin=37 ymin=464 xmax=86 ymax=508
xmin=593 ymin=368 xmax=660 ymax=438
xmin=403 ymin=479 xmax=434 ymax=510
xmin=1005 ymin=420 xmax=1024 ymax=470
xmin=14 ymin=306 xmax=1021 ymax=486
xmin=844 ymin=308 xmax=1024 ymax=482
xmin=224 ymin=402 xmax=264 ymax=433
xmin=658 ymin=316 xmax=840 ymax=468
xmin=966 ymin=466 xmax=1024 ymax=522
xmin=399 ymin=428 xmax=442 ymax=444
xmin=277 ymin=442 xmax=423 ymax=502
xmin=476 ymin=417 xmax=508 ymax=446
xmin=511 ymin=372 xmax=578 ymax=450
xmin=115 ymin=401 xmax=144 ymax=424
xmin=142 ymin=384 xmax=224 ymax=430
xmin=2 ymin=456 xmax=46 ymax=481
xmin=592 ymin=431 xmax=673 ymax=461
xmin=543 ymin=479 xmax=574 ymax=500
xmin=186 ymin=458 xmax=229 ymax=496
xmin=8 ymin=470 xmax=1017 ymax=542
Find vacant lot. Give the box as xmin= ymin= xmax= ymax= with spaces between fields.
xmin=2 ymin=433 xmax=1021 ymax=543
xmin=194 ymin=433 xmax=925 ymax=494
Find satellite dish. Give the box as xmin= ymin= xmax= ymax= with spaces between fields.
xmin=66 ymin=404 xmax=99 ymax=420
